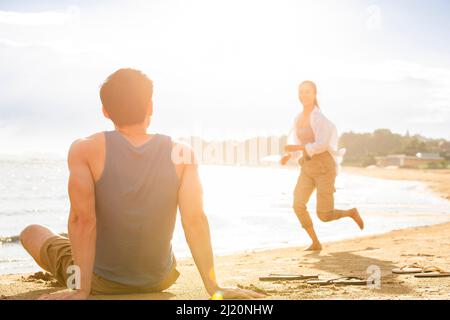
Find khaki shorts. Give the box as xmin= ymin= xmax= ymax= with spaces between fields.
xmin=39 ymin=235 xmax=180 ymax=295
xmin=293 ymin=152 xmax=340 ymax=228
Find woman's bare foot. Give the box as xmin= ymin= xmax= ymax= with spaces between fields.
xmin=305 ymin=243 xmax=322 ymax=251
xmin=350 ymin=208 xmax=364 ymax=230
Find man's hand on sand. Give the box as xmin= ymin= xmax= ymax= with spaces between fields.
xmin=37 ymin=289 xmax=89 ymax=300
xmin=211 ymin=287 xmax=266 ymax=300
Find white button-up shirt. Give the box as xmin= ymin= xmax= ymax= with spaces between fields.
xmin=287 ymin=106 xmax=346 ymax=173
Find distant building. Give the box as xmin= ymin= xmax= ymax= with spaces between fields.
xmin=375 ymin=153 xmax=444 ymax=168
xmin=439 ymin=141 xmax=450 ymax=159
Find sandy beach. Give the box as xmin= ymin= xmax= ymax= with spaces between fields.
xmin=1 ymin=167 xmax=449 ymax=300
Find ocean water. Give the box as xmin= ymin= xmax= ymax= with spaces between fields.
xmin=1 ymin=156 xmax=450 ymax=275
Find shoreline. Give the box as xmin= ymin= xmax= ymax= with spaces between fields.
xmin=342 ymin=167 xmax=450 ymax=201
xmin=1 ymin=166 xmax=450 ymax=300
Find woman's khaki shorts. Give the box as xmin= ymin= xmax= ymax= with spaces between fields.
xmin=39 ymin=235 xmax=180 ymax=295
xmin=293 ymin=151 xmax=339 ymax=228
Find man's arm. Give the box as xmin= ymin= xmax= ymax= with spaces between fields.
xmin=177 ymin=144 xmax=265 ymax=299
xmin=68 ymin=140 xmax=97 ymax=296
xmin=66 ymin=139 xmax=96 ymax=298
xmin=177 ymin=148 xmax=217 ymax=295
xmin=39 ymin=139 xmax=96 ymax=300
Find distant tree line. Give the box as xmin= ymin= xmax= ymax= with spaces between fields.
xmin=339 ymin=129 xmax=450 ymax=167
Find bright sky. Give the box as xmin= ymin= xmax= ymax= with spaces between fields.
xmin=0 ymin=0 xmax=449 ymax=155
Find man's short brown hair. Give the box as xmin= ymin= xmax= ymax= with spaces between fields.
xmin=100 ymin=68 xmax=153 ymax=126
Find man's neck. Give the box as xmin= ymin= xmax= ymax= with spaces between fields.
xmin=115 ymin=124 xmax=149 ymax=138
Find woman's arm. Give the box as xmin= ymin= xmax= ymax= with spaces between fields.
xmin=280 ymin=153 xmax=292 ymax=166
xmin=284 ymin=145 xmax=305 ymax=152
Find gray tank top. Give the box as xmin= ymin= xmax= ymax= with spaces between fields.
xmin=93 ymin=130 xmax=180 ymax=287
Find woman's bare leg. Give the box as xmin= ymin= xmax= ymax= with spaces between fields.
xmin=333 ymin=208 xmax=364 ymax=230
xmin=293 ymin=169 xmax=321 ymax=250
xmin=304 ymin=226 xmax=322 ymax=251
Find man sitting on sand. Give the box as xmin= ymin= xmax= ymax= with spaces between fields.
xmin=19 ymin=68 xmax=264 ymax=300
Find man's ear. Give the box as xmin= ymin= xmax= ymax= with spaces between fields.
xmin=102 ymin=106 xmax=111 ymax=119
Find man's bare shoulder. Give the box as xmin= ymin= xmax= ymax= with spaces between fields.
xmin=68 ymin=132 xmax=105 ymax=163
